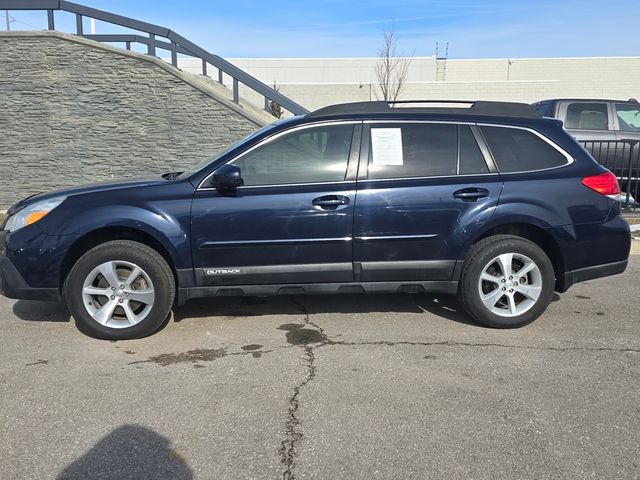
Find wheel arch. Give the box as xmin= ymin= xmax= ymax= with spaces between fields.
xmin=60 ymin=226 xmax=179 ymax=294
xmin=466 ymin=222 xmax=567 ymax=291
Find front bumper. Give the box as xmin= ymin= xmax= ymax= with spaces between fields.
xmin=0 ymin=255 xmax=60 ymax=301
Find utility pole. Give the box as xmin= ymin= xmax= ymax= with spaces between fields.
xmin=5 ymin=10 xmax=10 ymax=31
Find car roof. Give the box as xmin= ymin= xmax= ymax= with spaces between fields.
xmin=306 ymin=100 xmax=542 ymax=121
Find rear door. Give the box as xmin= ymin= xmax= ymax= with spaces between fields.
xmin=353 ymin=121 xmax=503 ymax=283
xmin=191 ymin=122 xmax=360 ymax=286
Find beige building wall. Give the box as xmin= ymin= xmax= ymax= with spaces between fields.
xmin=173 ymin=56 xmax=640 ymax=112
xmin=227 ymin=57 xmax=435 ymax=84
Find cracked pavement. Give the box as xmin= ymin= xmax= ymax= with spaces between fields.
xmin=1 ymin=259 xmax=639 ymax=479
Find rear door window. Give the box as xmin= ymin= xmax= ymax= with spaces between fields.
xmin=480 ymin=126 xmax=569 ymax=173
xmin=367 ymin=124 xmax=489 ymax=179
xmin=459 ymin=126 xmax=489 ymax=175
xmin=565 ymin=102 xmax=609 ymax=130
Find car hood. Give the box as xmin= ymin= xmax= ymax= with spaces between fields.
xmin=7 ymin=176 xmax=168 ymax=215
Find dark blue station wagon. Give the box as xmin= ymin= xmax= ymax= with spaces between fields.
xmin=0 ymin=101 xmax=631 ymax=339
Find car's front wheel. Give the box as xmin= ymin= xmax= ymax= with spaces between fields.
xmin=458 ymin=235 xmax=555 ymax=328
xmin=65 ymin=240 xmax=175 ymax=339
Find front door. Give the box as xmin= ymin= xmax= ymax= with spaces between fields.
xmin=353 ymin=122 xmax=502 ymax=282
xmin=191 ymin=122 xmax=360 ymax=286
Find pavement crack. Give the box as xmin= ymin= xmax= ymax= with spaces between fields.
xmin=25 ymin=359 xmax=48 ymax=366
xmin=279 ymin=344 xmax=316 ymax=480
xmin=318 ymin=340 xmax=640 ymax=354
xmin=290 ymin=296 xmax=329 ymax=343
xmin=278 ymin=296 xmax=325 ymax=480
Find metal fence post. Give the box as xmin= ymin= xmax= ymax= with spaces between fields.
xmin=218 ymin=69 xmax=223 ymax=86
xmin=232 ymin=78 xmax=239 ymax=104
xmin=170 ymin=41 xmax=177 ymax=67
xmin=627 ymin=140 xmax=639 ymax=209
xmin=201 ymin=59 xmax=207 ymax=76
xmin=147 ymin=33 xmax=156 ymax=56
xmin=75 ymin=14 xmax=83 ymax=35
xmin=47 ymin=9 xmax=54 ymax=30
xmin=624 ymin=140 xmax=635 ymax=208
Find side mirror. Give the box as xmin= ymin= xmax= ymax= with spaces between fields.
xmin=211 ymin=164 xmax=243 ymax=190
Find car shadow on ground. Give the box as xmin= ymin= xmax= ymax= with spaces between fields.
xmin=12 ymin=293 xmax=562 ymax=328
xmin=56 ymin=424 xmax=193 ymax=480
xmin=12 ymin=299 xmax=72 ymax=323
xmin=172 ymin=293 xmax=480 ymax=327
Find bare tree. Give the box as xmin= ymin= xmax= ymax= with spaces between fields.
xmin=268 ymin=81 xmax=284 ymax=119
xmin=375 ymin=24 xmax=411 ymax=102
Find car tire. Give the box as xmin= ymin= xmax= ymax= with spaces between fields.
xmin=65 ymin=240 xmax=175 ymax=340
xmin=457 ymin=235 xmax=555 ymax=328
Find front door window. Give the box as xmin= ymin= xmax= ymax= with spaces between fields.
xmin=231 ymin=124 xmax=354 ymax=186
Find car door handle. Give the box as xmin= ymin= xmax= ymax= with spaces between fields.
xmin=453 ymin=188 xmax=490 ymax=201
xmin=312 ymin=195 xmax=350 ymax=210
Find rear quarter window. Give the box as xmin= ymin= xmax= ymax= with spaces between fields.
xmin=481 ymin=126 xmax=569 ymax=173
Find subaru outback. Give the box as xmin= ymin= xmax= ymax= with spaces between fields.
xmin=0 ymin=100 xmax=631 ymax=339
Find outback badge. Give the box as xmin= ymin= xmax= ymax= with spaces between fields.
xmin=205 ymin=268 xmax=242 ymax=276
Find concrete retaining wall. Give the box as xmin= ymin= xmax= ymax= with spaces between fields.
xmin=0 ymin=31 xmax=270 ymax=208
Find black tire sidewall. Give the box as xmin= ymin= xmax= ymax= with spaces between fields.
xmin=65 ymin=241 xmax=175 ymax=340
xmin=459 ymin=236 xmax=555 ymax=328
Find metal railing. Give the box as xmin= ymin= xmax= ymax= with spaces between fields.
xmin=0 ymin=0 xmax=309 ymax=116
xmin=580 ymin=139 xmax=640 ymax=210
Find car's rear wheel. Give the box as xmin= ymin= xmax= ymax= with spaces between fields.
xmin=458 ymin=235 xmax=555 ymax=328
xmin=65 ymin=240 xmax=175 ymax=339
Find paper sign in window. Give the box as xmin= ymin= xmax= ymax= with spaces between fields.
xmin=371 ymin=128 xmax=403 ymax=166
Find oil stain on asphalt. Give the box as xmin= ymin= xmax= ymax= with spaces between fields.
xmin=130 ymin=345 xmax=271 ymax=366
xmin=132 ymin=348 xmax=228 ymax=366
xmin=278 ymin=324 xmax=324 ymax=345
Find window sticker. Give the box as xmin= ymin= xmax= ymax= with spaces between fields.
xmin=371 ymin=128 xmax=404 ymax=166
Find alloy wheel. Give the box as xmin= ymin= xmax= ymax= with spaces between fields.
xmin=82 ymin=260 xmax=155 ymax=328
xmin=477 ymin=253 xmax=543 ymax=317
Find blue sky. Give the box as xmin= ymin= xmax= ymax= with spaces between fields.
xmin=6 ymin=0 xmax=640 ymax=58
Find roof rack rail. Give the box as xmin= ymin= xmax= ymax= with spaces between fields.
xmin=308 ymin=100 xmax=542 ymax=119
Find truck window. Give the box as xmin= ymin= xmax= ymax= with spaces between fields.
xmin=615 ymin=103 xmax=640 ymax=132
xmin=532 ymin=101 xmax=553 ymax=117
xmin=565 ymin=103 xmax=609 ymax=130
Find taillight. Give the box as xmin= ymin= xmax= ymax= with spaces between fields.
xmin=581 ymin=172 xmax=620 ymax=196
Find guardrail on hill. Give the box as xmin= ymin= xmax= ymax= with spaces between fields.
xmin=580 ymin=139 xmax=640 ymax=211
xmin=0 ymin=0 xmax=309 ymax=116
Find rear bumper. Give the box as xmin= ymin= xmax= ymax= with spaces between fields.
xmin=0 ymin=256 xmax=60 ymax=302
xmin=561 ymin=259 xmax=628 ymax=292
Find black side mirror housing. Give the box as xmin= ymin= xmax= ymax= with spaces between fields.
xmin=211 ymin=164 xmax=244 ymax=190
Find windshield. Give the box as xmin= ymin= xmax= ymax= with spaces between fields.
xmin=178 ymin=123 xmax=279 ymax=178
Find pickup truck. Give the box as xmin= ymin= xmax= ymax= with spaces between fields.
xmin=532 ymin=98 xmax=639 ymax=205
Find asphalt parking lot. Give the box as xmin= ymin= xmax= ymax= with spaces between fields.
xmin=1 ymin=259 xmax=639 ymax=480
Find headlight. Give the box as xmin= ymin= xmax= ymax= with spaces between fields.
xmin=4 ymin=197 xmax=66 ymax=232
